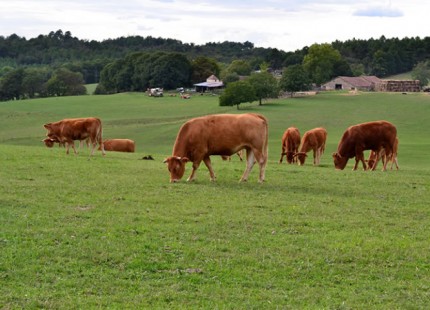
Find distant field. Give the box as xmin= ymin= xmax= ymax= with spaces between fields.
xmin=85 ymin=83 xmax=98 ymax=95
xmin=1 ymin=91 xmax=430 ymax=308
xmin=385 ymin=72 xmax=413 ymax=80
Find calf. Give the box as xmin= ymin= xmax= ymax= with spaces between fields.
xmin=367 ymin=137 xmax=399 ymax=170
xmin=294 ymin=127 xmax=327 ymax=165
xmin=279 ymin=127 xmax=301 ymax=164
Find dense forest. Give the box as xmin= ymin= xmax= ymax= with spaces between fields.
xmin=0 ymin=29 xmax=429 ymax=100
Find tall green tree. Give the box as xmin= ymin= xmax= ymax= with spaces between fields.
xmin=303 ymin=43 xmax=343 ymax=85
xmin=371 ymin=50 xmax=389 ymax=77
xmin=279 ymin=64 xmax=311 ymax=97
xmin=411 ymin=60 xmax=430 ymax=87
xmin=225 ymin=60 xmax=252 ymax=76
xmin=150 ymin=53 xmax=191 ymax=89
xmin=0 ymin=68 xmax=25 ymax=100
xmin=46 ymin=68 xmax=86 ymax=96
xmin=22 ymin=67 xmax=50 ymax=98
xmin=246 ymin=72 xmax=279 ymax=105
xmin=219 ymin=80 xmax=256 ymax=110
xmin=191 ymin=56 xmax=220 ymax=84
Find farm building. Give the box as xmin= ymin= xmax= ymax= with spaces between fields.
xmin=375 ymin=80 xmax=421 ymax=92
xmin=194 ymin=75 xmax=224 ymax=93
xmin=323 ymin=76 xmax=382 ymax=91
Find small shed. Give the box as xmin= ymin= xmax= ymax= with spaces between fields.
xmin=194 ymin=75 xmax=224 ymax=93
xmin=323 ymin=76 xmax=381 ymax=91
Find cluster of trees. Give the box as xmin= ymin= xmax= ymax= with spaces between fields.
xmin=0 ymin=67 xmax=86 ymax=101
xmin=220 ymin=60 xmax=311 ymax=109
xmin=0 ymin=30 xmax=429 ymax=101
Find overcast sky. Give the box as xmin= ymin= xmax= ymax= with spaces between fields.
xmin=0 ymin=0 xmax=428 ymax=52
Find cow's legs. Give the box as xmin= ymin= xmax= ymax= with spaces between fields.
xmin=251 ymin=148 xmax=267 ymax=183
xmin=203 ymin=157 xmax=216 ymax=181
xmin=89 ymin=140 xmax=98 ymax=157
xmin=187 ymin=161 xmax=201 ymax=182
xmin=279 ymin=146 xmax=286 ymax=163
xmin=66 ymin=141 xmax=77 ymax=155
xmin=240 ymin=149 xmax=255 ymax=182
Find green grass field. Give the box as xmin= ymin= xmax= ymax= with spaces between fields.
xmin=1 ymin=91 xmax=430 ymax=308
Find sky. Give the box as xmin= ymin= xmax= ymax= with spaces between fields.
xmin=0 ymin=0 xmax=428 ymax=52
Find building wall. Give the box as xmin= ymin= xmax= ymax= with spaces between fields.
xmin=323 ymin=78 xmax=355 ymax=90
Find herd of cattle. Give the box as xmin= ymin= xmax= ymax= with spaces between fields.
xmin=42 ymin=114 xmax=399 ymax=183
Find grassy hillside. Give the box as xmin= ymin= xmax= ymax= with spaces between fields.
xmin=1 ymin=91 xmax=430 ymax=308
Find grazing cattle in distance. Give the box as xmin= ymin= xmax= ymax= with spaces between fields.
xmin=279 ymin=127 xmax=301 ymax=164
xmin=99 ymin=139 xmax=135 ymax=153
xmin=163 ymin=113 xmax=268 ymax=183
xmin=367 ymin=137 xmax=399 ymax=170
xmin=332 ymin=120 xmax=397 ymax=171
xmin=294 ymin=127 xmax=327 ymax=165
xmin=43 ymin=117 xmax=105 ymax=157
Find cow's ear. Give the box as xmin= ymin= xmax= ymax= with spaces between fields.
xmin=43 ymin=123 xmax=51 ymax=129
xmin=332 ymin=152 xmax=338 ymax=158
xmin=181 ymin=157 xmax=190 ymax=163
xmin=163 ymin=158 xmax=170 ymax=164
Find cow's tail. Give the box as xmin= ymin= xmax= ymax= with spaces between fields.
xmin=257 ymin=114 xmax=269 ymax=164
xmin=97 ymin=119 xmax=105 ymax=156
xmin=98 ymin=122 xmax=106 ymax=155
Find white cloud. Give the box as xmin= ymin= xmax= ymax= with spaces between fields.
xmin=354 ymin=6 xmax=403 ymax=17
xmin=0 ymin=0 xmax=428 ymax=51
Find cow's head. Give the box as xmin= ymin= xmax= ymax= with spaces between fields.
xmin=293 ymin=152 xmax=307 ymax=165
xmin=42 ymin=137 xmax=56 ymax=148
xmin=163 ymin=156 xmax=190 ymax=182
xmin=365 ymin=159 xmax=375 ymax=170
xmin=332 ymin=152 xmax=348 ymax=170
xmin=284 ymin=151 xmax=295 ymax=164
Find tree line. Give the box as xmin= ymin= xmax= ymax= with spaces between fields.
xmin=0 ymin=30 xmax=429 ymax=101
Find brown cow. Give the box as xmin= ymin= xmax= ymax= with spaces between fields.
xmin=366 ymin=137 xmax=399 ymax=170
xmin=43 ymin=117 xmax=105 ymax=157
xmin=163 ymin=113 xmax=268 ymax=183
xmin=99 ymin=139 xmax=135 ymax=152
xmin=294 ymin=127 xmax=327 ymax=165
xmin=332 ymin=120 xmax=397 ymax=171
xmin=279 ymin=127 xmax=301 ymax=164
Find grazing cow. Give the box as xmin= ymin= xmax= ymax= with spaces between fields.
xmin=99 ymin=139 xmax=135 ymax=153
xmin=43 ymin=117 xmax=105 ymax=157
xmin=279 ymin=127 xmax=301 ymax=164
xmin=367 ymin=137 xmax=399 ymax=170
xmin=163 ymin=113 xmax=268 ymax=183
xmin=332 ymin=120 xmax=397 ymax=171
xmin=294 ymin=127 xmax=327 ymax=165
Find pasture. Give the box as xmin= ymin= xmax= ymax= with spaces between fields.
xmin=1 ymin=91 xmax=430 ymax=308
